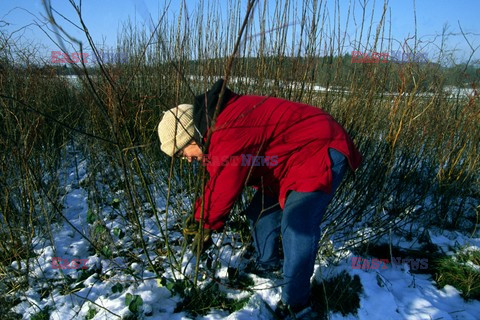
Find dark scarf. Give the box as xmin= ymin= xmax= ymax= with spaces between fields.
xmin=193 ymin=78 xmax=237 ymax=147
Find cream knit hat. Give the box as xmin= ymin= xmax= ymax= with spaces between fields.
xmin=157 ymin=104 xmax=195 ymax=157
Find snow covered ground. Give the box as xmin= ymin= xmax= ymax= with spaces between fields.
xmin=62 ymin=74 xmax=476 ymax=100
xmin=10 ymin=149 xmax=480 ymax=320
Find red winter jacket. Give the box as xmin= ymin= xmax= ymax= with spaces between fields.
xmin=194 ymin=94 xmax=362 ymax=230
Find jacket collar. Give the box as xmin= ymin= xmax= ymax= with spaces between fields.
xmin=193 ymin=78 xmax=236 ymax=148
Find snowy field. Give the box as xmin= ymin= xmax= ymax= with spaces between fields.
xmin=62 ymin=74 xmax=475 ymax=100
xmin=10 ymin=147 xmax=480 ymax=320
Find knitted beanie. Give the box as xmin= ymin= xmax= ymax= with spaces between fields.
xmin=157 ymin=104 xmax=195 ymax=157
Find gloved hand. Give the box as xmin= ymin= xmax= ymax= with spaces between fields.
xmin=191 ymin=228 xmax=213 ymax=255
xmin=183 ymin=215 xmax=213 ymax=255
xmin=183 ymin=215 xmax=199 ymax=237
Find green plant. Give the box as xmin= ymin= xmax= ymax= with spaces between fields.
xmin=112 ymin=283 xmax=124 ymax=293
xmin=125 ymin=293 xmax=144 ymax=315
xmin=311 ymin=271 xmax=363 ymax=317
xmin=31 ymin=306 xmax=51 ymax=320
xmin=88 ymin=220 xmax=114 ymax=258
xmin=227 ymin=267 xmax=255 ymax=290
xmin=435 ymin=254 xmax=480 ymax=300
xmin=174 ymin=281 xmax=251 ymax=316
xmin=86 ymin=210 xmax=96 ymax=224
xmin=85 ymin=307 xmax=97 ymax=320
xmin=113 ymin=227 xmax=125 ymax=239
xmin=456 ymin=250 xmax=480 ymax=266
xmin=0 ymin=294 xmax=21 ymax=320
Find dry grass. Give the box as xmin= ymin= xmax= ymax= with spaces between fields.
xmin=0 ymin=0 xmax=479 ymax=316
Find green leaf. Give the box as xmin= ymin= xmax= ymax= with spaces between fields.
xmin=86 ymin=210 xmax=96 ymax=224
xmin=166 ymin=281 xmax=175 ymax=291
xmin=156 ymin=277 xmax=167 ymax=287
xmin=125 ymin=294 xmax=143 ymax=314
xmin=112 ymin=198 xmax=121 ymax=209
xmin=86 ymin=307 xmax=97 ymax=320
xmin=101 ymin=246 xmax=112 ymax=258
xmin=125 ymin=293 xmax=133 ymax=306
xmin=112 ymin=283 xmax=123 ymax=293
xmin=113 ymin=227 xmax=125 ymax=239
xmin=77 ymin=268 xmax=96 ymax=282
xmin=95 ymin=224 xmax=106 ymax=234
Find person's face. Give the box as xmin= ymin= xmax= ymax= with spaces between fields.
xmin=176 ymin=141 xmax=204 ymax=163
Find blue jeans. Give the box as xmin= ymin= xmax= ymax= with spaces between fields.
xmin=245 ymin=148 xmax=348 ymax=307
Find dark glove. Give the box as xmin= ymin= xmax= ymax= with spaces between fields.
xmin=183 ymin=215 xmax=199 ymax=237
xmin=183 ymin=215 xmax=213 ymax=254
xmin=191 ymin=228 xmax=213 ymax=255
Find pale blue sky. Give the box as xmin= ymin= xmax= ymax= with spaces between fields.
xmin=1 ymin=0 xmax=479 ymax=64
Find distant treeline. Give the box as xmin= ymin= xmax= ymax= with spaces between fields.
xmin=4 ymin=53 xmax=478 ymax=91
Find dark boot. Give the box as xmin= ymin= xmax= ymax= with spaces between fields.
xmin=244 ymin=260 xmax=282 ymax=279
xmin=274 ymin=300 xmax=318 ymax=319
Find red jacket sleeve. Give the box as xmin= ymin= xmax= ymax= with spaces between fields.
xmin=194 ymin=156 xmax=251 ymax=230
